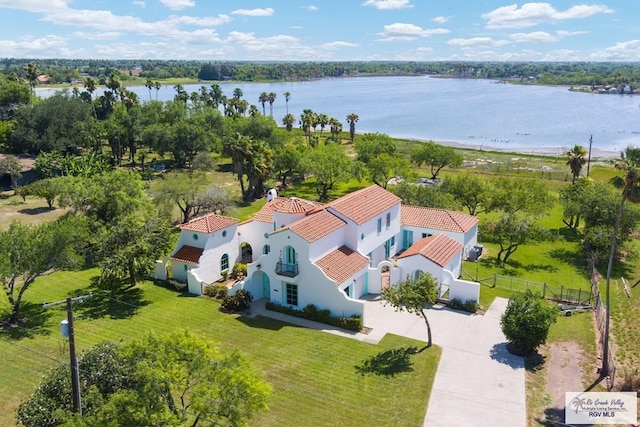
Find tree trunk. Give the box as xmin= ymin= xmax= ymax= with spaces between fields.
xmin=128 ymin=262 xmax=137 ymax=287
xmin=420 ymin=310 xmax=433 ymax=348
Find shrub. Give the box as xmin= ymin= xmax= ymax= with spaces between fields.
xmin=221 ymin=290 xmax=253 ymax=313
xmin=463 ymin=299 xmax=479 ymax=313
xmin=204 ymin=284 xmax=228 ymax=299
xmin=265 ymin=302 xmax=362 ymax=332
xmin=501 ymin=290 xmax=557 ymax=356
xmin=167 ymin=279 xmax=187 ymax=292
xmin=448 ymin=298 xmax=463 ymax=310
xmin=231 ymin=263 xmax=247 ymax=280
xmin=221 ymin=270 xmax=229 ymax=281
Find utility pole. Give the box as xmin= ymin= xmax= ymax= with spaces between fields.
xmin=42 ymin=293 xmax=92 ymax=415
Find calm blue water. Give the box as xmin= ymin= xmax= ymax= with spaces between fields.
xmin=38 ymin=76 xmax=640 ymax=156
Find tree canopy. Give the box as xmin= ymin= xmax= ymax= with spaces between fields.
xmin=501 ymin=290 xmax=557 ymax=355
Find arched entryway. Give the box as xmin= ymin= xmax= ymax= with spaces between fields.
xmin=251 ymin=270 xmax=270 ymax=299
xmin=381 ymin=265 xmax=390 ymax=291
xmin=240 ymin=242 xmax=253 ymax=263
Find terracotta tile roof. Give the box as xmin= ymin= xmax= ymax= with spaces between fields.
xmin=170 ymin=245 xmax=203 ymax=265
xmin=397 ymin=234 xmax=462 ymax=267
xmin=178 ymin=213 xmax=238 ymax=233
xmin=316 ymin=246 xmax=370 ymax=285
xmin=286 ymin=209 xmax=346 ymax=242
xmin=328 ymin=185 xmax=401 ymax=225
xmin=272 ymin=197 xmax=322 ymax=214
xmin=401 ymin=205 xmax=478 ymax=233
xmin=253 ymin=197 xmax=321 ymax=223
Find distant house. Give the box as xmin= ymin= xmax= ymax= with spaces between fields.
xmin=157 ymin=185 xmax=480 ymax=323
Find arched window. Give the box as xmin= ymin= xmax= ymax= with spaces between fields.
xmin=263 ymin=244 xmax=271 ymax=255
xmin=220 ymin=254 xmax=229 ymax=272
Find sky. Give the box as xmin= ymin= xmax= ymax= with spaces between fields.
xmin=0 ymin=0 xmax=638 ymax=61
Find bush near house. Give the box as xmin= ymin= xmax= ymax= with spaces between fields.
xmin=220 ymin=289 xmax=253 ymax=313
xmin=447 ymin=298 xmax=479 ymax=313
xmin=231 ymin=262 xmax=247 ymax=279
xmin=204 ymin=283 xmax=228 ymax=299
xmin=266 ymin=302 xmax=363 ymax=332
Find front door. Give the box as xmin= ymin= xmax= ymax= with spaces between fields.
xmin=262 ymin=272 xmax=271 ymax=298
xmin=402 ymin=230 xmax=413 ymax=250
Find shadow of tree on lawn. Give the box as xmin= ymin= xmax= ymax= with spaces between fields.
xmin=72 ymin=277 xmax=150 ymax=321
xmin=1 ymin=301 xmax=54 ymax=340
xmin=355 ymin=346 xmax=419 ymax=377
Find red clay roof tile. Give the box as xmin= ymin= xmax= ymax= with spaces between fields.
xmin=316 ymin=246 xmax=370 ymax=285
xmin=397 ymin=234 xmax=462 ymax=267
xmin=286 ymin=209 xmax=346 ymax=242
xmin=401 ymin=205 xmax=478 ymax=233
xmin=328 ymin=185 xmax=401 ymax=225
xmin=178 ymin=213 xmax=238 ymax=233
xmin=170 ymin=245 xmax=203 ymax=264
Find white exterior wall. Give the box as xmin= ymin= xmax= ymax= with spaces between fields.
xmin=174 ymin=230 xmax=207 ymax=252
xmin=238 ymin=220 xmax=272 ymax=261
xmin=338 ymin=272 xmax=368 ymax=299
xmin=191 ymin=224 xmax=239 ymax=285
xmin=172 ymin=260 xmax=194 ymax=283
xmin=272 ymin=211 xmax=307 ymax=229
xmin=441 ymin=270 xmax=480 ymax=303
xmin=462 ymin=224 xmax=478 ymax=257
xmin=397 ymin=256 xmax=444 ymax=283
xmin=401 ymin=225 xmax=478 ymax=257
xmin=308 ymin=227 xmax=346 ymax=261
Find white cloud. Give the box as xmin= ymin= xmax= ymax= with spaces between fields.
xmin=131 ymin=1 xmax=145 ymax=7
xmin=482 ymin=2 xmax=614 ymax=29
xmin=302 ymin=5 xmax=318 ymax=12
xmin=322 ymin=41 xmax=358 ymax=48
xmin=72 ymin=31 xmax=121 ymax=41
xmin=510 ymin=31 xmax=558 ymax=43
xmin=0 ymin=35 xmax=68 ymax=57
xmin=159 ymin=0 xmax=195 ymax=11
xmin=164 ymin=15 xmax=231 ymax=27
xmin=378 ymin=23 xmax=449 ymax=41
xmin=433 ymin=16 xmax=449 ymax=24
xmin=447 ymin=37 xmax=510 ymax=48
xmin=590 ymin=40 xmax=640 ymax=61
xmin=0 ymin=0 xmax=68 ymax=13
xmin=232 ymin=8 xmax=274 ymax=17
xmin=362 ymin=0 xmax=412 ymax=10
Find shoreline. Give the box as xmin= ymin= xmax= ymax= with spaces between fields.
xmin=404 ymin=138 xmax=620 ymax=160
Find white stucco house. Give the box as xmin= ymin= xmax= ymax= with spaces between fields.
xmin=158 ymin=184 xmax=481 ymax=323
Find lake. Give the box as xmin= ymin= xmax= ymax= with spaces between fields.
xmin=37 ymin=76 xmax=640 ymax=157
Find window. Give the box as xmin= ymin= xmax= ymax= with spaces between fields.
xmin=391 ymin=236 xmax=395 ymax=246
xmin=263 ymin=244 xmax=271 ymax=255
xmin=264 ymin=232 xmax=269 ymax=239
xmin=414 ymin=270 xmax=423 ymax=280
xmin=377 ymin=218 xmax=382 ymax=234
xmin=286 ymin=283 xmax=298 ymax=306
xmin=222 ymin=230 xmax=227 ymax=237
xmin=193 ymin=233 xmax=198 ymax=241
xmin=220 ymin=254 xmax=229 ymax=272
xmin=368 ymin=252 xmax=373 ymax=267
xmin=422 ymin=232 xmax=431 ymax=238
xmin=386 ymin=213 xmax=391 ymax=229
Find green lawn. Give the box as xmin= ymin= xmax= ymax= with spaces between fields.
xmin=0 ymin=269 xmax=441 ymax=427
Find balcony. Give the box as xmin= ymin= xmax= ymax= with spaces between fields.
xmin=275 ymin=260 xmax=298 ymax=277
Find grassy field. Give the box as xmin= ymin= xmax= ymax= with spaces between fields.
xmin=0 ymin=268 xmax=441 ymax=427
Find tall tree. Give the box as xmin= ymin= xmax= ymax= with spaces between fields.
xmin=258 ymin=92 xmax=268 ymax=116
xmin=23 ymin=63 xmax=39 ymax=95
xmin=565 ymin=144 xmax=587 ymax=184
xmin=501 ymin=290 xmax=557 ymax=355
xmin=0 ymin=154 xmax=22 ymax=189
xmin=282 ymin=113 xmax=296 ymax=131
xmin=441 ymin=171 xmax=492 ymax=216
xmin=382 ymin=273 xmax=438 ymax=348
xmin=302 ymin=143 xmax=352 ymax=201
xmin=0 ymin=216 xmax=87 ymax=324
xmin=145 ymin=78 xmax=154 ymax=101
xmin=481 ymin=213 xmax=550 ymax=264
xmin=268 ymin=92 xmax=277 ymax=116
xmin=346 ymin=113 xmax=359 ymax=143
xmin=410 ymin=141 xmax=463 ymax=180
xmin=284 ymin=91 xmax=291 ymax=114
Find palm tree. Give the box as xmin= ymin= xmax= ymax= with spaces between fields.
xmin=84 ymin=77 xmax=98 ymax=118
xmin=282 ymin=113 xmax=296 ymax=131
xmin=145 ymin=78 xmax=154 ymax=101
xmin=23 ymin=63 xmax=39 ymax=95
xmin=317 ymin=114 xmax=329 ymax=134
xmin=329 ymin=117 xmax=343 ymax=140
xmin=258 ymin=92 xmax=268 ymax=115
xmin=284 ymin=91 xmax=291 ymax=114
xmin=153 ymin=81 xmax=161 ymax=101
xmin=268 ymin=92 xmax=277 ymax=116
xmin=249 ymin=104 xmax=260 ymax=118
xmin=232 ymin=87 xmax=243 ymax=100
xmin=346 ymin=113 xmax=359 ymax=143
xmin=209 ymin=83 xmax=223 ymax=110
xmin=602 ymin=146 xmax=640 ymax=376
xmin=106 ymin=72 xmax=121 ymax=98
xmin=565 ymin=144 xmax=587 ymax=184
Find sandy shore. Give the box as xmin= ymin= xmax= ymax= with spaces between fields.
xmin=425 ymin=139 xmax=620 ymax=159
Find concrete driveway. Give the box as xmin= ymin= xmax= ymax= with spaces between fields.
xmin=250 ymin=296 xmax=526 ymax=427
xmin=363 ymin=296 xmax=526 ymax=427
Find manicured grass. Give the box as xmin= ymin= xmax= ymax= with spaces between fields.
xmin=0 ymin=193 xmax=67 ymax=229
xmin=0 ymin=269 xmax=441 ymax=427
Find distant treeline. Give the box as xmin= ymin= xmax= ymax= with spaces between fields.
xmin=1 ymin=58 xmax=639 ymax=87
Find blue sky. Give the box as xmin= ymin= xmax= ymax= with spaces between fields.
xmin=0 ymin=0 xmax=637 ymax=61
